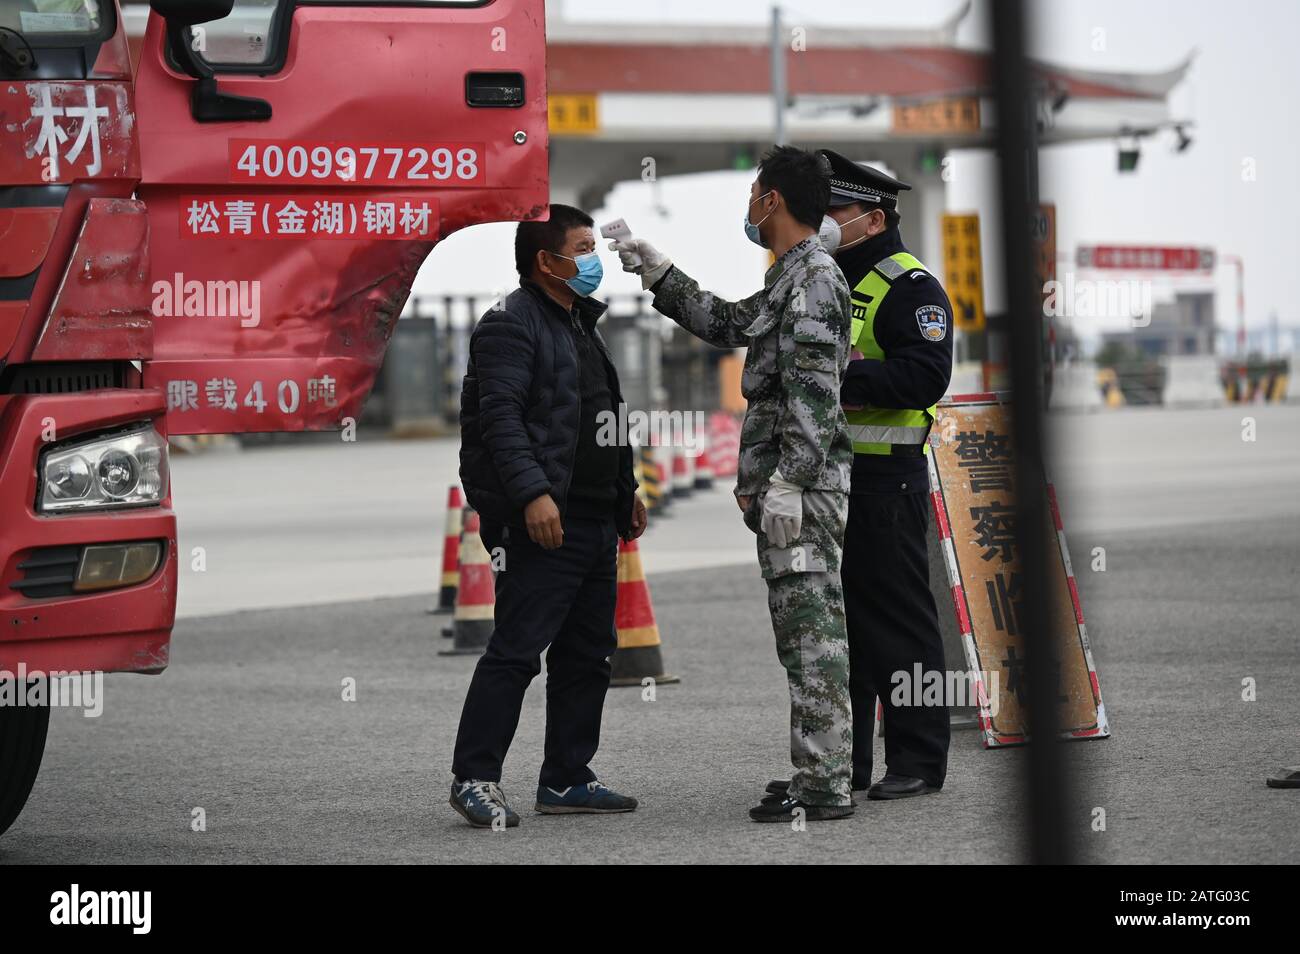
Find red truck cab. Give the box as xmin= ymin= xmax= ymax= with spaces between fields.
xmin=0 ymin=0 xmax=548 ymax=834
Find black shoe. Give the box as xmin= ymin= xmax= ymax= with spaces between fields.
xmin=749 ymin=794 xmax=854 ymax=822
xmin=765 ymin=778 xmax=867 ymax=800
xmin=1266 ymin=766 xmax=1300 ymax=788
xmin=765 ymin=779 xmax=790 ymax=796
xmin=866 ymin=774 xmax=937 ymax=800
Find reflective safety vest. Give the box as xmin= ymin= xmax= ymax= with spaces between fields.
xmin=845 ymin=251 xmax=939 ymax=457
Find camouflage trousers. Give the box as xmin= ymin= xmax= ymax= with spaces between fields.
xmin=754 ymin=489 xmax=853 ymax=807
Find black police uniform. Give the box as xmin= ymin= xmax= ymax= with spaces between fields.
xmin=819 ymin=150 xmax=954 ymax=792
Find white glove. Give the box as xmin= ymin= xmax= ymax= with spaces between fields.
xmin=609 ymin=238 xmax=672 ymax=290
xmin=760 ymin=474 xmax=804 ymax=548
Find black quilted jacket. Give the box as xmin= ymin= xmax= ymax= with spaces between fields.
xmin=459 ymin=281 xmax=636 ymax=535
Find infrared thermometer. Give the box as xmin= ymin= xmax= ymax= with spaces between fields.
xmin=600 ymin=218 xmax=641 ymax=268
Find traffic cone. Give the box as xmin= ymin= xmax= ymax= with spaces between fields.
xmin=693 ymin=432 xmax=715 ymax=490
xmin=441 ymin=501 xmax=475 ymax=635
xmin=641 ymin=445 xmax=668 ymax=514
xmin=431 ymin=485 xmax=463 ymax=614
xmin=671 ymin=448 xmax=693 ymax=498
xmin=655 ymin=442 xmax=675 ymax=511
xmin=609 ymin=537 xmax=679 ymax=687
xmin=438 ymin=511 xmax=495 ymax=656
xmin=632 ymin=442 xmax=647 ymax=508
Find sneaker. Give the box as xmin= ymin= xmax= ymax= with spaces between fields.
xmin=534 ymin=780 xmax=638 ymax=814
xmin=749 ymin=794 xmax=854 ymax=823
xmin=450 ymin=778 xmax=520 ymax=828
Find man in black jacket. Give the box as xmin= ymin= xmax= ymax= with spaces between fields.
xmin=449 ymin=204 xmax=645 ymax=829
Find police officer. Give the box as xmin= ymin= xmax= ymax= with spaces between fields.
xmin=770 ymin=149 xmax=954 ymax=801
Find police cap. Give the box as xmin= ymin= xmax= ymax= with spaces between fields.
xmin=817 ymin=149 xmax=912 ymax=210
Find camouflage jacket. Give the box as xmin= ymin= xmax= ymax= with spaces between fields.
xmin=652 ymin=236 xmax=853 ymax=496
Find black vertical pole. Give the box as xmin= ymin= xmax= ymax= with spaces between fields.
xmin=989 ymin=0 xmax=1072 ymax=864
xmin=444 ymin=294 xmax=459 ymax=417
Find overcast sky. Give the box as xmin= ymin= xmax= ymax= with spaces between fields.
xmin=417 ymin=0 xmax=1299 ymax=344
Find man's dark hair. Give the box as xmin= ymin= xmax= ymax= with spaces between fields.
xmin=515 ymin=204 xmax=594 ymax=278
xmin=756 ymin=145 xmax=831 ymax=230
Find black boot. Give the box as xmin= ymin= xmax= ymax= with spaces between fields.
xmin=866 ymin=774 xmax=938 ymax=800
xmin=766 ymin=778 xmax=866 ymax=801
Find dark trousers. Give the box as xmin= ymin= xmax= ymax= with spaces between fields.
xmin=451 ymin=515 xmax=619 ymax=788
xmin=843 ymin=491 xmax=950 ymax=789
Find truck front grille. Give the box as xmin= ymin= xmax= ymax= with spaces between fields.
xmin=0 ymin=362 xmax=126 ymax=395
xmin=10 ymin=546 xmax=81 ymax=598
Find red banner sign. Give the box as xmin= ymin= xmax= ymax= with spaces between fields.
xmin=179 ymin=194 xmax=438 ymax=241
xmin=1076 ymin=245 xmax=1215 ymax=271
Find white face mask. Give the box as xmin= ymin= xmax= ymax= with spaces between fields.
xmin=818 ymin=208 xmax=876 ymax=255
xmin=744 ymin=190 xmax=776 ymax=247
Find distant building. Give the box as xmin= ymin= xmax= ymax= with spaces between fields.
xmin=1102 ymin=292 xmax=1216 ymax=357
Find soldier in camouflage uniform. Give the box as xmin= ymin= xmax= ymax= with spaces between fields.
xmin=612 ymin=146 xmax=855 ymax=821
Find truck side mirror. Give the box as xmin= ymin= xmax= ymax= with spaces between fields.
xmin=149 ymin=0 xmax=236 ymax=26
xmin=148 ymin=0 xmax=271 ymax=123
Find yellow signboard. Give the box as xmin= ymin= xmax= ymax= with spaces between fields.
xmin=892 ymin=96 xmax=981 ymax=135
xmin=547 ymin=93 xmax=599 ymax=135
xmin=941 ymin=213 xmax=985 ymax=333
xmin=929 ymin=397 xmax=1110 ymax=746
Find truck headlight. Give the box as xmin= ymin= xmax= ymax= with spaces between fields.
xmin=39 ymin=426 xmax=169 ymax=513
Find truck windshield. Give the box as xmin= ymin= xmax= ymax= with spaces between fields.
xmin=192 ymin=1 xmax=491 ymax=70
xmin=5 ymin=1 xmax=103 ymax=38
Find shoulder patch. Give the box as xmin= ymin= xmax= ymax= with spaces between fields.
xmin=915 ymin=304 xmax=948 ymax=342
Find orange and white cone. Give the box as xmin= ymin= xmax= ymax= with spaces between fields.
xmin=653 ymin=441 xmax=674 ymax=512
xmin=610 ymin=538 xmax=679 ymax=687
xmin=433 ymin=485 xmax=464 ymax=613
xmin=692 ymin=432 xmax=715 ymax=490
xmin=443 ymin=503 xmax=474 ymax=632
xmin=671 ymin=448 xmax=693 ymax=498
xmin=632 ymin=442 xmax=646 ymax=507
xmin=439 ymin=511 xmax=496 ymax=656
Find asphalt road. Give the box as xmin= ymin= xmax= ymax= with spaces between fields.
xmin=166 ymin=434 xmax=756 ymax=619
xmin=2 ymin=404 xmax=1297 ymax=863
